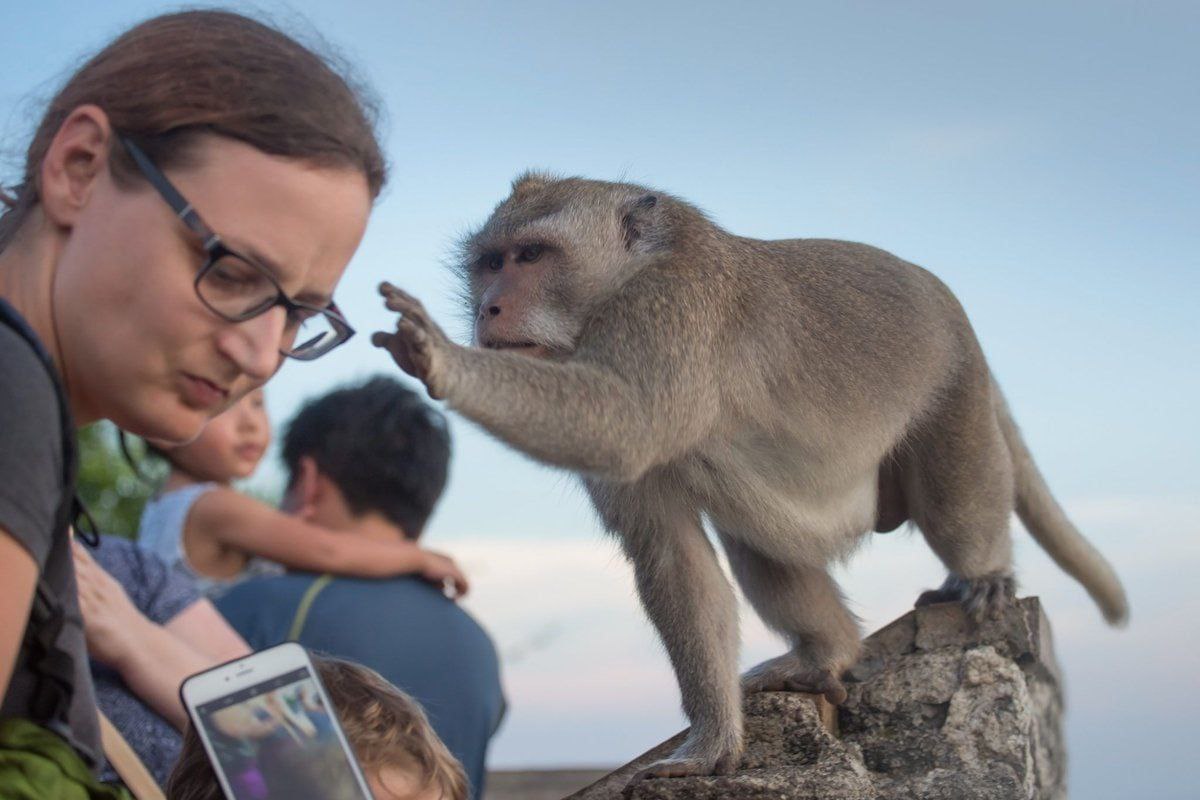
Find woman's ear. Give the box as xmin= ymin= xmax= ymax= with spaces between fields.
xmin=38 ymin=105 xmax=114 ymax=230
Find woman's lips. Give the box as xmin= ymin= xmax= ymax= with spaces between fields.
xmin=180 ymin=373 xmax=229 ymax=410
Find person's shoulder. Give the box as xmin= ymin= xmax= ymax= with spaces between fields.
xmin=0 ymin=316 xmax=67 ymax=565
xmin=217 ymin=571 xmax=316 ymax=608
xmin=0 ymin=321 xmax=60 ymax=418
xmin=336 ymin=574 xmax=445 ymax=601
xmin=336 ymin=576 xmax=498 ymax=643
xmin=88 ymin=533 xmax=139 ymax=561
xmin=86 ymin=535 xmax=141 ymax=579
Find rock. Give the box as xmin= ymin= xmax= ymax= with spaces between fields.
xmin=566 ymin=597 xmax=1065 ymax=800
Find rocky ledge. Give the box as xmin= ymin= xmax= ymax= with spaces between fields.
xmin=568 ymin=597 xmax=1064 ymax=800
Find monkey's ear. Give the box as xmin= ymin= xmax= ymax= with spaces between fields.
xmin=620 ymin=193 xmax=663 ymax=252
xmin=510 ymin=170 xmax=552 ymax=199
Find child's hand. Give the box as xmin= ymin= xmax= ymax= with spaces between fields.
xmin=72 ymin=541 xmax=149 ymax=667
xmin=419 ymin=550 xmax=470 ymax=599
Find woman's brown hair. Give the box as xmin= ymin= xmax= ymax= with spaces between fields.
xmin=0 ymin=9 xmax=386 ymax=250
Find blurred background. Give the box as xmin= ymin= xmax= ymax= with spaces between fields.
xmin=3 ymin=3 xmax=1197 ymax=798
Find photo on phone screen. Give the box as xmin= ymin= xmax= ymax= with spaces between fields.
xmin=191 ymin=664 xmax=370 ymax=800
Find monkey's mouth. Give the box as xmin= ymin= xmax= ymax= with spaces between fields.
xmin=483 ymin=338 xmax=539 ymax=350
xmin=481 ymin=338 xmax=553 ymax=358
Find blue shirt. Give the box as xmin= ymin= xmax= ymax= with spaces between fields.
xmin=86 ymin=534 xmax=203 ymax=784
xmin=216 ymin=573 xmax=505 ymax=800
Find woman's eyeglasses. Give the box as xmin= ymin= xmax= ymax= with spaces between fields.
xmin=119 ymin=136 xmax=355 ymax=361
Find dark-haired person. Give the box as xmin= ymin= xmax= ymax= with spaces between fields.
xmin=0 ymin=10 xmax=385 ymax=794
xmin=217 ymin=377 xmax=505 ymax=800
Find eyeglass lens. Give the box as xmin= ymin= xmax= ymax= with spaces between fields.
xmin=197 ymin=255 xmax=342 ymax=358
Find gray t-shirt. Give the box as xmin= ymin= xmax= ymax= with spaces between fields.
xmin=0 ymin=312 xmax=103 ymax=770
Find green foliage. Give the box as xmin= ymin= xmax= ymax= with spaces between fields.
xmin=76 ymin=422 xmax=165 ymax=540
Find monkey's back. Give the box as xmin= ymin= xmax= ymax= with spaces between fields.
xmin=718 ymin=237 xmax=968 ymax=412
xmin=662 ymin=236 xmax=982 ymax=559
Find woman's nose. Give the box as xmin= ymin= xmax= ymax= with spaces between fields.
xmin=216 ymin=306 xmax=287 ymax=381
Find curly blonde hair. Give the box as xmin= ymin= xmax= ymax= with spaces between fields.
xmin=167 ymin=654 xmax=467 ymax=800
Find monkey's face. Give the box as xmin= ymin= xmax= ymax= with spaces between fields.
xmin=466 ymin=238 xmax=581 ymax=359
xmin=460 ymin=174 xmax=652 ymax=359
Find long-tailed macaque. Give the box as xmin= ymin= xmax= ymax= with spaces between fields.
xmin=372 ymin=173 xmax=1127 ymax=781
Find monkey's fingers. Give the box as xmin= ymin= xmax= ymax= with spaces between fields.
xmin=397 ymin=319 xmax=431 ymax=356
xmin=623 ymin=754 xmax=736 ymax=794
xmin=386 ymin=297 xmax=441 ymax=339
xmin=377 ymin=280 xmax=411 ymax=300
xmin=378 ymin=281 xmax=419 ymax=308
xmin=371 ymin=331 xmax=421 ymax=377
xmin=384 ymin=292 xmax=426 ymax=317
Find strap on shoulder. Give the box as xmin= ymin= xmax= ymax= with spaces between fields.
xmin=0 ymin=298 xmax=81 ymax=729
xmin=287 ymin=574 xmax=334 ymax=642
xmin=98 ymin=711 xmax=165 ymax=800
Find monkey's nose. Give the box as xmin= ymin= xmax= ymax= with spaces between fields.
xmin=483 ymin=305 xmax=501 ymax=318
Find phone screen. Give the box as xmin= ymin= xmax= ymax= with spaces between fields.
xmin=194 ymin=666 xmax=370 ymax=800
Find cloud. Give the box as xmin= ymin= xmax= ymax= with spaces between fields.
xmin=889 ymin=119 xmax=1028 ymax=163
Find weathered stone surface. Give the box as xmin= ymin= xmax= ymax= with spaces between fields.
xmin=569 ymin=693 xmax=875 ymax=800
xmin=566 ymin=597 xmax=1064 ymax=800
xmin=844 ymin=598 xmax=1065 ymax=800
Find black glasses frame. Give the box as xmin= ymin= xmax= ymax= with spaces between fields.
xmin=118 ymin=135 xmax=355 ymax=361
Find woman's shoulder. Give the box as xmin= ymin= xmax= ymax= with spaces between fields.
xmin=0 ymin=317 xmax=69 ymax=563
xmin=0 ymin=321 xmax=61 ymax=414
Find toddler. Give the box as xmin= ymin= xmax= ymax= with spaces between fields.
xmin=138 ymin=388 xmax=467 ymax=598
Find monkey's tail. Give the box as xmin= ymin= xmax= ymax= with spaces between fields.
xmin=992 ymin=377 xmax=1129 ymax=626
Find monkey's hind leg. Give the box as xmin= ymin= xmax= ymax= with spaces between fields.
xmin=607 ymin=494 xmax=744 ymax=783
xmin=908 ymin=363 xmax=1018 ymax=622
xmin=719 ymin=533 xmax=860 ymax=705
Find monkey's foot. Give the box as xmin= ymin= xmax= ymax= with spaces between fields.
xmin=622 ymin=751 xmax=740 ymax=796
xmin=740 ymin=653 xmax=848 ymax=705
xmin=916 ymin=572 xmax=1016 ymax=623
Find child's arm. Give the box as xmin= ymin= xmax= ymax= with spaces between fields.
xmin=187 ymin=487 xmax=469 ymax=595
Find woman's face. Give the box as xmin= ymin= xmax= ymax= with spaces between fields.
xmin=166 ymin=388 xmax=270 ymax=482
xmin=52 ymin=133 xmax=371 ymax=444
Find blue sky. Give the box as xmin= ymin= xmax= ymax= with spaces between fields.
xmin=3 ymin=3 xmax=1197 ymax=797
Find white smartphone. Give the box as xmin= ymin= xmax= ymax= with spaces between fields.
xmin=180 ymin=642 xmax=375 ymax=800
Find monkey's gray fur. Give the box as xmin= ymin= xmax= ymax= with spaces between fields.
xmin=373 ymin=173 xmax=1128 ymax=782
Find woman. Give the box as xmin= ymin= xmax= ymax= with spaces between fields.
xmin=0 ymin=10 xmax=385 ymax=794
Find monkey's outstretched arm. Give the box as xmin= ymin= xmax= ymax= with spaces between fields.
xmin=374 ymin=283 xmax=719 ymax=483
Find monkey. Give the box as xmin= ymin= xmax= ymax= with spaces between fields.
xmin=371 ymin=172 xmax=1128 ymax=782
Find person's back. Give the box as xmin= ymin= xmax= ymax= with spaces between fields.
xmin=218 ymin=573 xmax=503 ymax=796
xmin=214 ymin=376 xmax=504 ymax=800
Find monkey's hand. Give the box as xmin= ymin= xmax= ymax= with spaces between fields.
xmin=372 ymin=282 xmax=459 ymax=400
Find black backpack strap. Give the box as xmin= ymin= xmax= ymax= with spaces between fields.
xmin=0 ymin=297 xmax=81 ymax=733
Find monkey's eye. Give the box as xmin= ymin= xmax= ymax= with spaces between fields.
xmin=516 ymin=244 xmax=544 ymax=263
xmin=483 ymin=253 xmax=504 ymax=272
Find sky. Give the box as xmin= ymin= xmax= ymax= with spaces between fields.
xmin=2 ymin=3 xmax=1197 ymax=798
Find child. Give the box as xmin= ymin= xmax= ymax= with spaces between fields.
xmin=165 ymin=655 xmax=468 ymax=800
xmin=138 ymin=388 xmax=467 ymax=598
